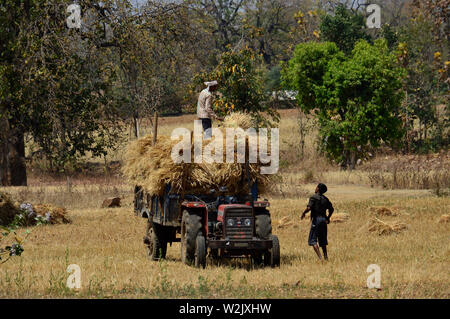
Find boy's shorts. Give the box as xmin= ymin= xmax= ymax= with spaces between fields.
xmin=308 ymin=216 xmax=328 ymax=247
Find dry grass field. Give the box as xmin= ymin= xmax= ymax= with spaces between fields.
xmin=0 ymin=109 xmax=449 ymax=298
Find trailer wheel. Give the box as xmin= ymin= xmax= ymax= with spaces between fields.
xmin=181 ymin=210 xmax=202 ymax=264
xmin=194 ymin=236 xmax=206 ymax=268
xmin=255 ymin=210 xmax=272 ymax=239
xmin=147 ymin=223 xmax=167 ymax=260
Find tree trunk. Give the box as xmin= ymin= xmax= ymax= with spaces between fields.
xmin=152 ymin=112 xmax=158 ymax=145
xmin=9 ymin=129 xmax=27 ymax=186
xmin=133 ymin=114 xmax=140 ymax=139
xmin=341 ymin=148 xmax=357 ymax=171
xmin=0 ymin=139 xmax=9 ymax=186
xmin=0 ymin=117 xmax=10 ymax=186
xmin=349 ymin=150 xmax=357 ymax=171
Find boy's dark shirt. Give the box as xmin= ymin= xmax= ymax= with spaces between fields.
xmin=307 ymin=194 xmax=334 ymax=219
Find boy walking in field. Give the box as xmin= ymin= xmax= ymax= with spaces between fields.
xmin=301 ymin=183 xmax=334 ymax=261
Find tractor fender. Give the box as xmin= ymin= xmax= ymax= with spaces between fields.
xmin=181 ymin=201 xmax=208 ymax=237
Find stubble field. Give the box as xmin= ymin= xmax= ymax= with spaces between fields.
xmin=0 ymin=109 xmax=448 ymax=298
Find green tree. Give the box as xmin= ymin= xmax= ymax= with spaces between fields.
xmin=194 ymin=47 xmax=279 ymax=126
xmin=0 ymin=0 xmax=124 ymax=175
xmin=0 ymin=0 xmax=192 ymax=179
xmin=192 ymin=0 xmax=248 ymax=51
xmin=283 ymin=39 xmax=405 ymax=169
xmin=319 ymin=4 xmax=371 ymax=55
xmin=396 ymin=4 xmax=449 ymax=152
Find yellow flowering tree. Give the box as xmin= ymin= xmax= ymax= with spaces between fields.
xmin=193 ymin=47 xmax=279 ymax=127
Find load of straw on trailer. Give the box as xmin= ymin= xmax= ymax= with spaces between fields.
xmin=122 ymin=112 xmax=272 ymax=196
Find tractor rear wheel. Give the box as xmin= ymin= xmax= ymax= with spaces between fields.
xmin=146 ymin=223 xmax=167 ymax=260
xmin=181 ymin=210 xmax=202 ymax=265
xmin=255 ymin=210 xmax=272 ymax=239
xmin=194 ymin=236 xmax=206 ymax=268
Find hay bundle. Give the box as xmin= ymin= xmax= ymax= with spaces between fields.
xmin=1 ymin=193 xmax=71 ymax=226
xmin=438 ymin=214 xmax=449 ymax=223
xmin=0 ymin=192 xmax=21 ymax=226
xmin=331 ymin=213 xmax=349 ymax=223
xmin=368 ymin=217 xmax=407 ymax=235
xmin=122 ymin=113 xmax=272 ymax=196
xmin=222 ymin=112 xmax=254 ymax=130
xmin=277 ymin=216 xmax=293 ymax=229
xmin=370 ymin=206 xmax=398 ymax=217
xmin=33 ymin=204 xmax=71 ymax=224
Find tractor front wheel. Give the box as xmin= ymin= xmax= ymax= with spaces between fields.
xmin=194 ymin=236 xmax=206 ymax=268
xmin=263 ymin=235 xmax=280 ymax=267
xmin=252 ymin=252 xmax=264 ymax=267
xmin=269 ymin=235 xmax=280 ymax=267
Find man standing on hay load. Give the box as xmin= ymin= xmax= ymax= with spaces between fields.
xmin=301 ymin=183 xmax=334 ymax=261
xmin=197 ymin=80 xmax=223 ymax=139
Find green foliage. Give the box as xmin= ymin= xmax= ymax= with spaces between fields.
xmin=0 ymin=0 xmax=123 ymax=172
xmin=193 ymin=47 xmax=279 ymax=126
xmin=282 ymin=41 xmax=344 ymax=112
xmin=283 ymin=39 xmax=405 ymax=168
xmin=380 ymin=24 xmax=399 ymax=51
xmin=1 ymin=225 xmax=26 ymax=264
xmin=396 ymin=13 xmax=449 ymax=153
xmin=319 ymin=4 xmax=371 ymax=55
xmin=1 ymin=201 xmax=50 ymax=264
xmin=264 ymin=65 xmax=282 ymax=93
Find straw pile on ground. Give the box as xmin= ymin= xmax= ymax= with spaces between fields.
xmin=438 ymin=214 xmax=449 ymax=223
xmin=122 ymin=113 xmax=272 ymax=196
xmin=330 ymin=213 xmax=349 ymax=223
xmin=0 ymin=192 xmax=21 ymax=226
xmin=368 ymin=217 xmax=407 ymax=235
xmin=277 ymin=216 xmax=293 ymax=229
xmin=0 ymin=192 xmax=71 ymax=226
xmin=370 ymin=206 xmax=398 ymax=217
xmin=33 ymin=204 xmax=71 ymax=224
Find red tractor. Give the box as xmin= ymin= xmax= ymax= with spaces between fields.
xmin=135 ymin=181 xmax=280 ymax=268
